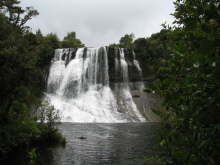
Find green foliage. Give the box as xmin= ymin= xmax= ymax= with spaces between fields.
xmin=27 ymin=148 xmax=37 ymax=165
xmin=0 ymin=0 xmax=39 ymax=31
xmin=61 ymin=32 xmax=84 ymax=48
xmin=35 ymin=32 xmax=60 ymax=69
xmin=108 ymin=43 xmax=120 ymax=48
xmin=38 ymin=101 xmax=61 ymax=130
xmin=45 ymin=33 xmax=60 ymax=49
xmin=0 ymin=100 xmax=40 ymax=155
xmin=133 ymin=30 xmax=173 ymax=78
xmin=0 ymin=1 xmax=67 ymax=163
xmin=143 ymin=156 xmax=163 ymax=165
xmin=119 ymin=33 xmax=135 ymax=48
xmin=148 ymin=0 xmax=220 ymax=164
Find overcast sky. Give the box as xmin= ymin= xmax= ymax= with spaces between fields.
xmin=21 ymin=0 xmax=175 ymax=47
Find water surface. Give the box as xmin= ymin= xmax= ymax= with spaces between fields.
xmin=51 ymin=123 xmax=158 ymax=165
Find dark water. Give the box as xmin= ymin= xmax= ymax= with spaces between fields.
xmin=50 ymin=123 xmax=159 ymax=165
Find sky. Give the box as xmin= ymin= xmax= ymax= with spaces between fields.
xmin=21 ymin=0 xmax=175 ymax=47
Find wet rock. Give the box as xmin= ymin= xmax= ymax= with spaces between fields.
xmin=132 ymin=95 xmax=140 ymax=98
xmin=78 ymin=136 xmax=87 ymax=140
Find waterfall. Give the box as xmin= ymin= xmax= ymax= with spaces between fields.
xmin=46 ymin=47 xmax=145 ymax=123
xmin=132 ymin=50 xmax=145 ymax=90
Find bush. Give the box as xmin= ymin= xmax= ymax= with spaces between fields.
xmin=148 ymin=0 xmax=220 ymax=164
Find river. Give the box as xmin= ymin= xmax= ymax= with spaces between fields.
xmin=42 ymin=123 xmax=159 ymax=165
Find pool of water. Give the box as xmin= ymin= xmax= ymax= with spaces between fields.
xmin=51 ymin=123 xmax=159 ymax=165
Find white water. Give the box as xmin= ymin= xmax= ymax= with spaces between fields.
xmin=46 ymin=47 xmax=145 ymax=123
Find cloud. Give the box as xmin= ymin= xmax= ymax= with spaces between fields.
xmin=21 ymin=0 xmax=175 ymax=47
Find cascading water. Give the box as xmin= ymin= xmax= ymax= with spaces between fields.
xmin=46 ymin=47 xmax=145 ymax=123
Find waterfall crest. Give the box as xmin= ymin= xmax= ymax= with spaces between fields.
xmin=46 ymin=47 xmax=145 ymax=123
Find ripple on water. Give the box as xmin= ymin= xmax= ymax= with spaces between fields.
xmin=50 ymin=123 xmax=159 ymax=165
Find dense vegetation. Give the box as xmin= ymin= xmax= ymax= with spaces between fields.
xmin=109 ymin=29 xmax=173 ymax=79
xmin=151 ymin=0 xmax=220 ymax=164
xmin=133 ymin=0 xmax=219 ymax=164
xmin=0 ymin=0 xmax=84 ymax=164
xmin=112 ymin=0 xmax=220 ymax=164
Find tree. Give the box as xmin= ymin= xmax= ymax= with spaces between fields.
xmin=35 ymin=33 xmax=60 ymax=70
xmin=0 ymin=1 xmax=65 ymax=162
xmin=148 ymin=0 xmax=220 ymax=164
xmin=119 ymin=33 xmax=135 ymax=48
xmin=133 ymin=29 xmax=174 ymax=79
xmin=45 ymin=33 xmax=60 ymax=49
xmin=0 ymin=0 xmax=38 ymax=31
xmin=63 ymin=32 xmax=76 ymax=40
xmin=61 ymin=32 xmax=84 ymax=48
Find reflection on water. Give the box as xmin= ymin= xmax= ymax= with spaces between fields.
xmin=50 ymin=123 xmax=159 ymax=165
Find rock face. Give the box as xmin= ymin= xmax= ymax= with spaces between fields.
xmin=52 ymin=47 xmax=143 ymax=84
xmin=107 ymin=47 xmax=142 ymax=83
xmin=105 ymin=47 xmax=161 ymax=121
xmin=130 ymin=88 xmax=162 ymax=122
